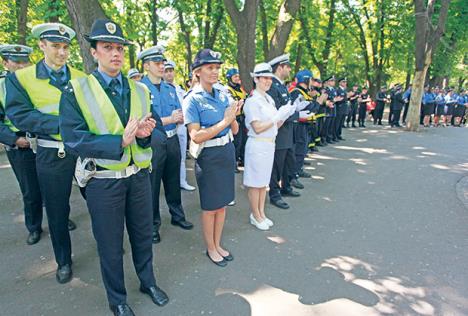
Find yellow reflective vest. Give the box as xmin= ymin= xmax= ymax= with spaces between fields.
xmin=0 ymin=77 xmax=19 ymax=132
xmin=69 ymin=74 xmax=152 ymax=171
xmin=15 ymin=64 xmax=86 ymax=140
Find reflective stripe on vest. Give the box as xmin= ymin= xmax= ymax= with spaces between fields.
xmin=70 ymin=75 xmax=152 ymax=171
xmin=227 ymin=85 xmax=246 ymax=101
xmin=15 ymin=64 xmax=86 ymax=140
xmin=0 ymin=78 xmax=20 ymax=132
xmin=293 ymin=88 xmax=312 ymax=101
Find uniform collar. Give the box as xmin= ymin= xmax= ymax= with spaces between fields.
xmin=272 ymin=75 xmax=284 ymax=85
xmin=40 ymin=59 xmax=68 ymax=79
xmin=97 ymin=68 xmax=122 ymax=87
xmin=92 ymin=69 xmax=128 ymax=91
xmin=193 ymin=84 xmax=219 ymax=98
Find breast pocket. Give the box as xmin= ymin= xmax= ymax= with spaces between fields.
xmin=199 ymin=106 xmax=222 ymax=127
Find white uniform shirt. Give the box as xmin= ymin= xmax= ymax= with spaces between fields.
xmin=243 ymin=89 xmax=278 ymax=139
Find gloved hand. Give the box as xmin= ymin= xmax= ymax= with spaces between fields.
xmin=294 ymin=99 xmax=310 ymax=111
xmin=299 ymin=110 xmax=312 ymax=119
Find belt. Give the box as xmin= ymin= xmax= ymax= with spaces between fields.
xmin=93 ymin=165 xmax=141 ymax=179
xmin=166 ymin=129 xmax=177 ymax=138
xmin=37 ymin=139 xmax=66 ymax=158
xmin=250 ymin=137 xmax=275 ymax=143
xmin=204 ymin=130 xmax=234 ymax=148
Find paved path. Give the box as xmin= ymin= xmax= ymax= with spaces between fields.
xmin=1 ymin=125 xmax=467 ymax=316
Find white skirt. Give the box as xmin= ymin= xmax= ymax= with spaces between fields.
xmin=243 ymin=137 xmax=275 ymax=188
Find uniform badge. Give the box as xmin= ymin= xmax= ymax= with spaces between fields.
xmin=14 ymin=46 xmax=22 ymax=52
xmin=58 ymin=26 xmax=66 ymax=35
xmin=170 ymin=92 xmax=175 ymax=99
xmin=106 ymin=22 xmax=117 ymax=34
xmin=220 ymin=93 xmax=226 ymax=102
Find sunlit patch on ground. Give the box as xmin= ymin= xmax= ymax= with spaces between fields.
xmin=0 ymin=162 xmax=11 ymax=169
xmin=266 ymin=235 xmax=286 ymax=244
xmin=430 ymin=164 xmax=450 ymax=170
xmin=334 ymin=146 xmax=390 ymax=154
xmin=349 ymin=158 xmax=367 ymax=165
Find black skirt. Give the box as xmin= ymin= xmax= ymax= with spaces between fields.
xmin=195 ymin=142 xmax=236 ymax=210
xmin=423 ymin=103 xmax=435 ymax=116
xmin=435 ymin=104 xmax=445 ymax=116
xmin=453 ymin=105 xmax=466 ymax=118
xmin=446 ymin=104 xmax=455 ymax=115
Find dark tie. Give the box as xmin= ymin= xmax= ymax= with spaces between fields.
xmin=51 ymin=70 xmax=65 ymax=88
xmin=109 ymin=78 xmax=121 ymax=96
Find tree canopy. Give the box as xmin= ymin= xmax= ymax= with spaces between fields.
xmin=1 ymin=0 xmax=466 ymax=93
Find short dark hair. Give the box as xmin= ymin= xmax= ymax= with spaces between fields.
xmin=90 ymin=41 xmax=97 ymax=49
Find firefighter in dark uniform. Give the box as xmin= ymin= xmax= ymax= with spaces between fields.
xmin=5 ymin=23 xmax=83 ymax=283
xmin=225 ymin=68 xmax=246 ymax=172
xmin=59 ymin=19 xmax=168 ymax=316
xmin=374 ymin=86 xmax=389 ymax=125
xmin=321 ymin=76 xmax=339 ymax=143
xmin=334 ymin=77 xmax=348 ymax=140
xmin=307 ymin=78 xmax=326 ymax=152
xmin=290 ymin=70 xmax=320 ymax=190
xmin=0 ymin=44 xmax=44 ymax=245
xmin=346 ymin=84 xmax=359 ymax=127
xmin=311 ymin=78 xmax=328 ymax=147
xmin=390 ymin=84 xmax=405 ymax=127
xmin=267 ymin=54 xmax=301 ymax=210
xmin=138 ymin=46 xmax=194 ymax=244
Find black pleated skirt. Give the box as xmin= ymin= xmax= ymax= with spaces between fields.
xmin=423 ymin=103 xmax=435 ymax=116
xmin=195 ymin=142 xmax=236 ymax=210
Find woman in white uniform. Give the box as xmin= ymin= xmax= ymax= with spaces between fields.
xmin=243 ymin=63 xmax=294 ymax=230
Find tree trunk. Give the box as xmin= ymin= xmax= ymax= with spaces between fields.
xmin=223 ymin=0 xmax=258 ymax=93
xmin=294 ymin=43 xmax=303 ymax=73
xmin=176 ymin=5 xmax=192 ymax=75
xmin=267 ymin=0 xmax=301 ymax=60
xmin=16 ymin=0 xmax=28 ymax=45
xmin=65 ymin=0 xmax=107 ymax=73
xmin=407 ymin=67 xmax=428 ymax=131
xmin=150 ymin=0 xmax=158 ymax=45
xmin=259 ymin=0 xmax=269 ymax=60
xmin=128 ymin=45 xmax=136 ymax=69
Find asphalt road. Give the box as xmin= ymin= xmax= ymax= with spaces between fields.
xmin=1 ymin=124 xmax=467 ymax=316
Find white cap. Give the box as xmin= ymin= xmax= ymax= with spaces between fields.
xmin=164 ymin=60 xmax=176 ymax=69
xmin=250 ymin=63 xmax=275 ymax=78
xmin=137 ymin=45 xmax=166 ymax=62
xmin=31 ymin=23 xmax=76 ymax=43
xmin=127 ymin=68 xmax=141 ymax=79
xmin=268 ymin=54 xmax=290 ymax=67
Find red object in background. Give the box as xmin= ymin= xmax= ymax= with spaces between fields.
xmin=367 ymin=101 xmax=376 ymax=112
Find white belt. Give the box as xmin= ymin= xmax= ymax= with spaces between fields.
xmin=166 ymin=129 xmax=177 ymax=138
xmin=37 ymin=139 xmax=66 ymax=158
xmin=204 ymin=130 xmax=234 ymax=148
xmin=250 ymin=137 xmax=275 ymax=143
xmin=93 ymin=165 xmax=141 ymax=179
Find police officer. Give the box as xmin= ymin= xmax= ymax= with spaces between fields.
xmin=225 ymin=68 xmax=247 ymax=172
xmin=60 ymin=19 xmax=168 ymax=316
xmin=309 ymin=78 xmax=326 ymax=150
xmin=390 ymin=85 xmax=405 ymax=127
xmin=6 ymin=23 xmax=84 ymax=283
xmin=434 ymin=87 xmax=445 ymax=127
xmin=267 ymin=54 xmax=301 ymax=210
xmin=290 ymin=70 xmax=319 ymax=189
xmin=163 ymin=60 xmax=196 ymax=191
xmin=374 ymin=85 xmax=389 ymax=125
xmin=422 ymin=86 xmax=436 ymax=127
xmin=357 ymin=87 xmax=371 ymax=127
xmin=127 ymin=68 xmax=142 ymax=81
xmin=335 ymin=77 xmax=348 ymax=140
xmin=138 ymin=46 xmax=193 ymax=244
xmin=0 ymin=44 xmax=44 ymax=245
xmin=402 ymin=84 xmax=412 ymax=124
xmin=321 ymin=76 xmax=338 ymax=143
xmin=346 ymin=84 xmax=359 ymax=127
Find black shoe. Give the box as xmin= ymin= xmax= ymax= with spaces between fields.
xmin=303 ymin=160 xmax=312 ymax=165
xmin=27 ymin=231 xmax=41 ymax=245
xmin=222 ymin=251 xmax=234 ymax=262
xmin=152 ymin=228 xmax=161 ymax=244
xmin=171 ymin=219 xmax=194 ymax=230
xmin=205 ymin=251 xmax=227 ymax=267
xmin=332 ymin=138 xmax=338 ymax=142
xmin=140 ymin=285 xmax=169 ymax=306
xmin=271 ymin=199 xmax=290 ymax=209
xmin=68 ymin=220 xmax=77 ymax=231
xmin=352 ymin=124 xmax=357 ymax=128
xmin=56 ymin=264 xmax=72 ymax=284
xmin=110 ymin=304 xmax=135 ymax=316
xmin=290 ymin=178 xmax=304 ymax=189
xmin=337 ymin=136 xmax=345 ymax=141
xmin=298 ymin=170 xmax=311 ymax=178
xmin=281 ymin=190 xmax=301 ymax=197
xmin=346 ymin=123 xmax=350 ymax=127
xmin=362 ymin=124 xmax=366 ymax=127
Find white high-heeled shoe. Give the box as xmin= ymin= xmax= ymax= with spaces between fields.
xmin=264 ymin=217 xmax=274 ymax=227
xmin=250 ymin=214 xmax=270 ymax=230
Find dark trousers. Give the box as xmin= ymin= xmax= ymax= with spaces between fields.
xmin=392 ymin=109 xmax=402 ymax=126
xmin=6 ymin=148 xmax=43 ymax=233
xmin=328 ymin=116 xmax=336 ymax=140
xmin=317 ymin=117 xmax=324 ymax=140
xmin=321 ymin=117 xmax=331 ymax=141
xmin=358 ymin=104 xmax=367 ymax=125
xmin=335 ymin=114 xmax=345 ymax=137
xmin=86 ymin=169 xmax=156 ymax=306
xmin=269 ymin=147 xmax=295 ymax=201
xmin=402 ymin=102 xmax=409 ymax=123
xmin=36 ymin=146 xmax=75 ymax=267
xmin=150 ymin=135 xmax=185 ymax=229
xmin=374 ymin=103 xmax=385 ymax=123
xmin=233 ymin=116 xmax=246 ymax=163
xmin=347 ymin=104 xmax=358 ymax=125
xmin=293 ymin=123 xmax=309 ymax=175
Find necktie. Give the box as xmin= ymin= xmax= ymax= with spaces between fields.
xmin=109 ymin=78 xmax=121 ymax=96
xmin=51 ymin=70 xmax=65 ymax=88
